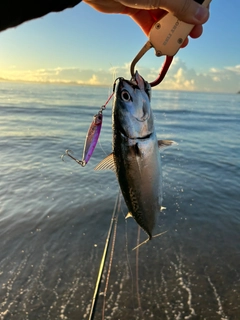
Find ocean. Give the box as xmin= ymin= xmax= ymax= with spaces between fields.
xmin=0 ymin=81 xmax=239 ymax=320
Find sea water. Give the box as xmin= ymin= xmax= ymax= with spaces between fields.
xmin=0 ymin=81 xmax=239 ymax=319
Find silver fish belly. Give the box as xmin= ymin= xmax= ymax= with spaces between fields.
xmin=114 ymin=132 xmax=162 ymax=239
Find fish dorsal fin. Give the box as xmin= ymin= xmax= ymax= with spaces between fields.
xmin=125 ymin=212 xmax=133 ymax=219
xmin=158 ymin=140 xmax=176 ymax=148
xmin=94 ymin=153 xmax=115 ymax=171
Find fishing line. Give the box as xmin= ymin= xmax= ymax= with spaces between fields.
xmin=88 ymin=188 xmax=121 ymax=320
xmin=98 ymin=88 xmax=114 ymax=158
xmin=136 ymin=226 xmax=145 ymax=320
xmin=124 ymin=209 xmax=135 ymax=310
xmin=98 ymin=140 xmax=108 ymax=157
xmin=101 ymin=192 xmax=121 ymax=320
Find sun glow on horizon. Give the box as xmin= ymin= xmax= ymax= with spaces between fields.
xmin=1 ymin=58 xmax=240 ymax=93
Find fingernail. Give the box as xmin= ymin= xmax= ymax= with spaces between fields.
xmin=194 ymin=6 xmax=209 ymax=22
xmin=194 ymin=0 xmax=204 ymax=4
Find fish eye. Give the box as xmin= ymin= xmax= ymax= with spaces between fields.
xmin=121 ymin=90 xmax=131 ymax=102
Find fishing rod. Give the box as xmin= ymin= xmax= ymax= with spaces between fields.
xmin=101 ymin=193 xmax=120 ymax=320
xmin=136 ymin=226 xmax=144 ymax=319
xmin=88 ymin=189 xmax=121 ymax=320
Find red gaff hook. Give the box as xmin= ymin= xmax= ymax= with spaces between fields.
xmin=150 ymin=55 xmax=173 ymax=87
xmin=130 ymin=41 xmax=173 ymax=88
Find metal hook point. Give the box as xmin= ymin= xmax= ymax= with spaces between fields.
xmin=63 ymin=149 xmax=86 ymax=167
xmin=61 ymin=149 xmax=74 ymax=162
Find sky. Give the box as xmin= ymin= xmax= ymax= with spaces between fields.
xmin=0 ymin=0 xmax=239 ymax=93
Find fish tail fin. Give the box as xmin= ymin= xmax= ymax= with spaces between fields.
xmin=132 ymin=237 xmax=150 ymax=251
xmin=132 ymin=231 xmax=152 ymax=250
xmin=132 ymin=230 xmax=167 ymax=250
xmin=152 ymin=230 xmax=168 ymax=239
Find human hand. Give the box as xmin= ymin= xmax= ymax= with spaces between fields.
xmin=83 ymin=0 xmax=210 ymax=47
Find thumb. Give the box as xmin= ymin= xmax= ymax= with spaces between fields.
xmin=118 ymin=0 xmax=209 ymax=24
xmin=159 ymin=0 xmax=209 ymax=24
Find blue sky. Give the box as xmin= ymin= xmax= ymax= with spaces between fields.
xmin=0 ymin=0 xmax=239 ymax=92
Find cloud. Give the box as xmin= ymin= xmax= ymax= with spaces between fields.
xmin=0 ymin=59 xmax=239 ymax=93
xmin=157 ymin=58 xmax=240 ymax=92
xmin=225 ymin=65 xmax=240 ymax=75
xmin=0 ymin=67 xmax=112 ymax=85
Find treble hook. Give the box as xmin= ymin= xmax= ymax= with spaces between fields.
xmin=61 ymin=149 xmax=85 ymax=167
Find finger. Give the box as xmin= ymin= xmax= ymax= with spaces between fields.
xmin=189 ymin=24 xmax=203 ymax=38
xmin=181 ymin=25 xmax=203 ymax=48
xmin=117 ymin=0 xmax=209 ymax=24
xmin=124 ymin=8 xmax=166 ymax=35
xmin=160 ymin=0 xmax=209 ymax=24
xmin=181 ymin=37 xmax=189 ymax=48
xmin=83 ymin=0 xmax=124 ymax=13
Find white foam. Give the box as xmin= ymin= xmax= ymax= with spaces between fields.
xmin=207 ymin=275 xmax=229 ymax=320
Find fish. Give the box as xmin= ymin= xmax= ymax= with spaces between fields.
xmin=95 ymin=72 xmax=174 ymax=240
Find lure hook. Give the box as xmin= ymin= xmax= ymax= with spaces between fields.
xmin=61 ymin=149 xmax=85 ymax=167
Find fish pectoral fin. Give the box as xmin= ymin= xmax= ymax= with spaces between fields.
xmin=94 ymin=153 xmax=115 ymax=171
xmin=125 ymin=212 xmax=133 ymax=219
xmin=158 ymin=140 xmax=177 ymax=148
